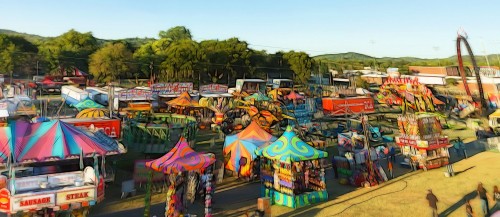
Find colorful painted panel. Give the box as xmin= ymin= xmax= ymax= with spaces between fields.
xmin=258 ymin=126 xmax=328 ymax=163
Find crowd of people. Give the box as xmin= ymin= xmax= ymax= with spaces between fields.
xmin=426 ymin=183 xmax=500 ymax=217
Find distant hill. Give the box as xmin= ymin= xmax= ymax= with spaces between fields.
xmin=314 ymin=52 xmax=500 ymax=66
xmin=0 ymin=29 xmax=155 ymax=48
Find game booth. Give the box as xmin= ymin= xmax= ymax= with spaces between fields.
xmin=256 ymin=126 xmax=328 ymax=208
xmin=223 ymin=121 xmax=276 ymax=178
xmin=335 ymin=131 xmax=388 ymax=187
xmin=145 ymin=137 xmax=216 ymax=217
xmin=395 ymin=114 xmax=450 ymax=170
xmin=0 ymin=120 xmax=125 ymax=216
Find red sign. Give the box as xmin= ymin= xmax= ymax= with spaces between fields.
xmin=200 ymin=84 xmax=228 ymax=94
xmin=0 ymin=188 xmax=10 ymax=213
xmin=63 ymin=119 xmax=121 ymax=138
xmin=322 ymin=97 xmax=375 ymax=116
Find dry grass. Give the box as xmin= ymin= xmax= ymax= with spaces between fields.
xmin=272 ymin=152 xmax=500 ymax=217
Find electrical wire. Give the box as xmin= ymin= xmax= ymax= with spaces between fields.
xmin=328 ymin=180 xmax=408 ymax=216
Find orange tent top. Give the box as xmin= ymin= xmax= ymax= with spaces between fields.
xmin=432 ymin=96 xmax=445 ymax=105
xmin=166 ymin=92 xmax=199 ymax=107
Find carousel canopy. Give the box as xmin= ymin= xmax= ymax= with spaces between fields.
xmin=223 ymin=121 xmax=277 ymax=174
xmin=166 ymin=92 xmax=199 ymax=107
xmin=244 ymin=93 xmax=270 ymax=102
xmin=257 ymin=126 xmax=328 ymax=163
xmin=285 ymin=91 xmax=304 ymax=100
xmin=73 ymin=99 xmax=105 ymax=111
xmin=8 ymin=120 xmax=124 ymax=163
xmin=145 ymin=137 xmax=215 ymax=174
xmin=76 ymin=108 xmax=110 ymax=118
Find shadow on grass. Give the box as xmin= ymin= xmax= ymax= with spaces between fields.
xmin=438 ymin=190 xmax=477 ymax=217
xmin=454 ymin=166 xmax=475 ymax=176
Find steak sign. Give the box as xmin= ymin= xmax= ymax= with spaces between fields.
xmin=56 ymin=188 xmax=95 ymax=205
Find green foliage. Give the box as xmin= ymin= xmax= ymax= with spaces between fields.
xmin=283 ymin=51 xmax=314 ymax=84
xmin=159 ymin=39 xmax=200 ymax=82
xmin=0 ymin=34 xmax=38 ymax=75
xmin=38 ymin=29 xmax=98 ymax=73
xmin=159 ymin=26 xmax=192 ymax=41
xmin=89 ymin=42 xmax=135 ymax=83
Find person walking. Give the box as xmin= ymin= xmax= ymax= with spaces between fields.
xmin=494 ymin=185 xmax=500 ymax=212
xmin=389 ymin=146 xmax=396 ymax=163
xmin=426 ymin=189 xmax=439 ymax=217
xmin=477 ymin=182 xmax=491 ymax=216
xmin=465 ymin=199 xmax=474 ymax=217
xmin=388 ymin=160 xmax=394 ymax=179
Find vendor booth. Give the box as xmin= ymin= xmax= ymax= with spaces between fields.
xmin=396 ymin=114 xmax=450 ymax=170
xmin=145 ymin=137 xmax=216 ymax=217
xmin=256 ymin=126 xmax=328 ymax=208
xmin=0 ymin=120 xmax=125 ymax=216
xmin=223 ymin=121 xmax=276 ymax=177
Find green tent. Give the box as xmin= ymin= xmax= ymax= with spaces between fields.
xmin=256 ymin=126 xmax=327 ymax=163
xmin=73 ymin=99 xmax=105 ymax=111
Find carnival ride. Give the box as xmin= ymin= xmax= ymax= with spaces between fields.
xmin=456 ymin=33 xmax=487 ymax=110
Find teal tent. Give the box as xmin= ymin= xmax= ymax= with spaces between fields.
xmin=73 ymin=99 xmax=105 ymax=111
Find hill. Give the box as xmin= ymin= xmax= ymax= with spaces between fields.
xmin=0 ymin=29 xmax=155 ymax=48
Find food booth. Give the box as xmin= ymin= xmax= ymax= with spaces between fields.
xmin=256 ymin=126 xmax=328 ymax=208
xmin=396 ymin=114 xmax=450 ymax=170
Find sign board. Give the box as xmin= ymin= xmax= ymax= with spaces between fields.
xmin=200 ymin=84 xmax=228 ymax=94
xmin=151 ymin=83 xmax=193 ymax=95
xmin=12 ymin=193 xmax=55 ymax=212
xmin=63 ymin=119 xmax=121 ymax=138
xmin=118 ymin=89 xmax=152 ymax=101
xmin=56 ymin=187 xmax=95 ymax=205
xmin=0 ymin=188 xmax=10 ymax=213
xmin=48 ymin=172 xmax=83 ymax=187
xmin=133 ymin=160 xmax=165 ymax=183
xmin=14 ymin=176 xmax=48 ymax=192
xmin=322 ymin=97 xmax=375 ymax=116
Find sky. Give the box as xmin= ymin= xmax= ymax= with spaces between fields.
xmin=1 ymin=0 xmax=500 ymax=58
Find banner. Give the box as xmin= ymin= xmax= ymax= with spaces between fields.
xmin=118 ymin=89 xmax=152 ymax=100
xmin=63 ymin=119 xmax=121 ymax=138
xmin=200 ymin=84 xmax=228 ymax=94
xmin=133 ymin=160 xmax=166 ymax=183
xmin=322 ymin=97 xmax=375 ymax=115
xmin=151 ymin=83 xmax=193 ymax=95
xmin=56 ymin=187 xmax=95 ymax=205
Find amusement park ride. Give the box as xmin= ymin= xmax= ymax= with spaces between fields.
xmin=456 ymin=30 xmax=487 ymax=111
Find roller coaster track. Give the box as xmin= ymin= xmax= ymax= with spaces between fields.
xmin=456 ymin=34 xmax=487 ymax=109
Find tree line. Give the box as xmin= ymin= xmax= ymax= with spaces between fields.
xmin=0 ymin=26 xmax=318 ymax=85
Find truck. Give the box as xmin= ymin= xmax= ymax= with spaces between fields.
xmin=61 ymin=85 xmax=89 ymax=106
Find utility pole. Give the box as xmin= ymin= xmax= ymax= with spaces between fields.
xmin=36 ymin=61 xmax=39 ymax=76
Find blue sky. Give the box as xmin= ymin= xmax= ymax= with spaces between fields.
xmin=1 ymin=0 xmax=499 ymax=58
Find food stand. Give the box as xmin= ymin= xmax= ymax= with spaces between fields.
xmin=145 ymin=137 xmax=216 ymax=217
xmin=0 ymin=120 xmax=124 ymax=216
xmin=396 ymin=114 xmax=450 ymax=170
xmin=256 ymin=126 xmax=328 ymax=208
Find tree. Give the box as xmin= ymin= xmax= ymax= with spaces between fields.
xmin=0 ymin=35 xmax=18 ymax=76
xmin=89 ymin=42 xmax=135 ymax=83
xmin=283 ymin=51 xmax=314 ymax=84
xmin=159 ymin=26 xmax=192 ymax=41
xmin=39 ymin=29 xmax=98 ymax=73
xmin=159 ymin=39 xmax=200 ymax=82
xmin=0 ymin=34 xmax=39 ymax=80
